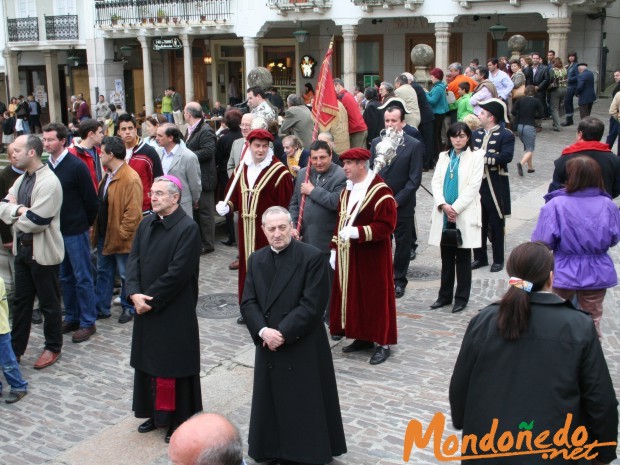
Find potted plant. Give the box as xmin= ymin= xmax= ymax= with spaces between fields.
xmin=195 ymin=1 xmax=208 ymax=21
xmin=111 ymin=14 xmax=122 ymax=26
xmin=156 ymin=8 xmax=166 ymax=23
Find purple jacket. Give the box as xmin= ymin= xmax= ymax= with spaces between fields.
xmin=531 ymin=187 xmax=620 ymax=290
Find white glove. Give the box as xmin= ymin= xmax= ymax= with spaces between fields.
xmin=338 ymin=226 xmax=359 ymax=240
xmin=216 ymin=201 xmax=230 ymax=216
xmin=329 ymin=250 xmax=336 ymax=270
xmin=485 ymin=156 xmax=496 ymax=166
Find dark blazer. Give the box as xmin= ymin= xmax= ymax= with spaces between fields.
xmin=289 ymin=163 xmax=347 ymax=252
xmin=411 ymin=82 xmax=435 ymax=124
xmin=450 ymin=292 xmax=618 ymax=465
xmin=241 ymin=239 xmax=347 ymax=463
xmin=566 ymin=63 xmax=579 ymax=87
xmin=523 ymin=66 xmax=533 ymax=87
xmin=576 ymin=69 xmax=596 ymax=105
xmin=185 ymin=119 xmax=217 ymax=191
xmin=531 ymin=65 xmax=549 ymax=92
xmin=363 ymin=99 xmax=383 ymax=148
xmin=127 ymin=207 xmax=202 ymax=378
xmin=370 ymin=132 xmax=424 ymax=216
xmin=550 ymin=149 xmax=620 ymax=198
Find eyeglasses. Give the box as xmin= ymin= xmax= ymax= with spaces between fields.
xmin=240 ymin=124 xmax=251 ymax=129
xmin=147 ymin=190 xmax=169 ymax=198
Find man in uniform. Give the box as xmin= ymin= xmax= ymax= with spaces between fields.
xmin=329 ymin=148 xmax=397 ymax=365
xmin=241 ymin=206 xmax=346 ymax=465
xmin=471 ymin=99 xmax=514 ymax=272
xmin=216 ymin=129 xmax=293 ymax=318
xmin=370 ymin=104 xmax=424 ymax=299
xmin=127 ymin=175 xmax=202 ymax=444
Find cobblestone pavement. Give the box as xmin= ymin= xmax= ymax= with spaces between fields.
xmin=2 ymin=101 xmax=619 ymax=465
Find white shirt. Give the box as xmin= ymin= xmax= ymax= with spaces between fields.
xmin=161 ymin=144 xmax=178 ymax=175
xmin=49 ymin=149 xmax=68 ymax=169
xmin=244 ymin=152 xmax=274 ymax=189
xmin=346 ymin=171 xmax=373 ymax=215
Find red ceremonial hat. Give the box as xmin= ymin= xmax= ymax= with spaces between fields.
xmin=247 ymin=129 xmax=274 ymax=143
xmin=340 ymin=148 xmax=371 ymax=161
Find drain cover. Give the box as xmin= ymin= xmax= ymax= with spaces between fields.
xmin=196 ymin=293 xmax=239 ymax=319
xmin=407 ymin=266 xmax=441 ymax=281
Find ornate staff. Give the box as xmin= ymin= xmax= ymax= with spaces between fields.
xmin=296 ymin=37 xmax=338 ymax=232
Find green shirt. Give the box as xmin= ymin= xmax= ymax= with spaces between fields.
xmin=457 ymin=93 xmax=474 ymax=121
xmin=161 ymin=95 xmax=173 ymax=113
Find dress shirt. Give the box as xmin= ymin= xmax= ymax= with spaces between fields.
xmin=489 ymin=70 xmax=514 ymax=101
xmin=48 ymin=149 xmax=68 ymax=169
xmin=244 ymin=152 xmax=273 ymax=189
xmin=346 ymin=171 xmax=373 ymax=215
xmin=161 ymin=144 xmax=179 ymax=175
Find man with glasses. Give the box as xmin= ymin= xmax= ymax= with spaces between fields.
xmin=92 ymin=136 xmax=143 ymax=324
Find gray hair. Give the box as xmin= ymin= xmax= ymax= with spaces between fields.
xmin=448 ymin=62 xmax=463 ymax=74
xmin=195 ymin=429 xmax=243 ymax=465
xmin=250 ymin=116 xmax=268 ymax=130
xmin=185 ymin=102 xmax=203 ymax=119
xmin=261 ymin=206 xmax=292 ymax=225
xmin=380 ymin=82 xmax=394 ymax=93
xmin=154 ymin=176 xmax=182 ymax=204
xmin=287 ymin=94 xmax=303 ymax=107
xmin=403 ymin=72 xmax=414 ymax=83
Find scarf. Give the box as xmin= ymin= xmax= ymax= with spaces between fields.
xmin=561 ymin=140 xmax=611 ymax=156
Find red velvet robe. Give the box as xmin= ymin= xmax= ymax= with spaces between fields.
xmin=329 ymin=175 xmax=398 ymax=345
xmin=226 ymin=158 xmax=293 ymax=302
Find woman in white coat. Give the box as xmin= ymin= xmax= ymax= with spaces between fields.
xmin=428 ymin=122 xmax=484 ymax=313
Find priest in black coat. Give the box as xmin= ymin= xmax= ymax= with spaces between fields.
xmin=126 ymin=175 xmax=203 ymax=442
xmin=241 ymin=206 xmax=347 ymax=465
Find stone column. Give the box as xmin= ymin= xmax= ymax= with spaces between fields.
xmin=547 ymin=17 xmax=572 ymax=63
xmin=180 ymin=34 xmax=194 ymax=103
xmin=243 ymin=37 xmax=259 ymax=81
xmin=43 ymin=51 xmax=61 ymax=123
xmin=434 ymin=22 xmax=452 ymax=73
xmin=138 ymin=36 xmax=154 ymax=116
xmin=341 ymin=24 xmax=357 ymax=92
xmin=3 ymin=50 xmax=19 ymax=100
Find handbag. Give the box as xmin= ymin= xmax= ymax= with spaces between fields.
xmin=441 ymin=222 xmax=463 ymax=247
xmin=512 ymin=85 xmax=525 ymax=100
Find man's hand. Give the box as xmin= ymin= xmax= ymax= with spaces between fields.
xmin=291 ymin=229 xmax=301 ymax=240
xmin=5 ymin=194 xmax=16 ymax=204
xmin=131 ymin=293 xmax=154 ymax=315
xmin=3 ymin=242 xmax=12 ymax=250
xmin=329 ymin=250 xmax=336 ymax=270
xmin=261 ymin=328 xmax=285 ymax=351
xmin=339 ymin=226 xmax=359 ymax=241
xmin=215 ymin=201 xmax=229 ymax=216
xmin=300 ymin=181 xmax=314 ymax=196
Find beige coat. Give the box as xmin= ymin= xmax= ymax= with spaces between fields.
xmin=609 ymin=91 xmax=620 ymax=120
xmin=428 ymin=147 xmax=484 ymax=248
xmin=395 ymin=84 xmax=421 ymax=128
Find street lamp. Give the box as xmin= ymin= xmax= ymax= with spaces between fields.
xmin=489 ymin=16 xmax=508 ymax=41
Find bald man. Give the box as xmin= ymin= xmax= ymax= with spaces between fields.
xmin=168 ymin=413 xmax=244 ymax=465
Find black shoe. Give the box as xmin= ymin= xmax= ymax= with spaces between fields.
xmin=5 ymin=390 xmax=27 ymax=404
xmin=395 ymin=286 xmax=405 ymax=298
xmin=96 ymin=312 xmax=111 ymax=320
xmin=561 ymin=117 xmax=573 ymax=127
xmin=516 ymin=162 xmax=524 ymax=177
xmin=165 ymin=425 xmax=176 ymax=443
xmin=32 ymin=308 xmax=42 ymax=325
xmin=471 ymin=260 xmax=488 ymax=270
xmin=409 ymin=250 xmax=417 ymax=261
xmin=118 ymin=309 xmax=133 ymax=324
xmin=452 ymin=304 xmax=466 ymax=313
xmin=61 ymin=320 xmax=79 ymax=334
xmin=138 ymin=418 xmax=157 ymax=433
xmin=331 ymin=334 xmax=343 ymax=341
xmin=369 ymin=346 xmax=390 ymax=365
xmin=490 ymin=263 xmax=504 ymax=272
xmin=527 ymin=169 xmax=536 ymax=174
xmin=430 ymin=299 xmax=451 ymax=309
xmin=236 ymin=316 xmax=245 ymax=324
xmin=201 ymin=247 xmax=215 ymax=255
xmin=220 ymin=239 xmax=236 ymax=246
xmin=342 ymin=339 xmax=374 ymax=353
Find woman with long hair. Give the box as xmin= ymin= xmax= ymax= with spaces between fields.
xmin=450 ymin=241 xmax=618 ymax=465
xmin=142 ymin=114 xmax=167 ymax=149
xmin=303 ymin=83 xmax=315 ymax=105
xmin=549 ymin=57 xmax=568 ymax=132
xmin=532 ymin=156 xmax=620 ymax=337
xmin=562 ymin=51 xmax=579 ymax=126
xmin=428 ymin=122 xmax=484 ymax=313
xmin=511 ymin=85 xmax=544 ymax=176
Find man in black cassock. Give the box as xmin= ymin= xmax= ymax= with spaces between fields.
xmin=241 ymin=206 xmax=347 ymax=465
xmin=126 ymin=175 xmax=202 ymax=443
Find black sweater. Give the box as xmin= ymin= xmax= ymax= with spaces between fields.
xmin=48 ymin=153 xmax=99 ymax=236
xmin=511 ymin=96 xmax=543 ymax=127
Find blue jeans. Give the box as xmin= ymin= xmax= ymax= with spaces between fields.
xmin=0 ymin=332 xmax=27 ymax=392
xmin=606 ymin=116 xmax=619 ymax=153
xmin=61 ymin=231 xmax=97 ymax=328
xmin=95 ymin=237 xmax=132 ymax=317
xmin=163 ymin=112 xmax=174 ymax=123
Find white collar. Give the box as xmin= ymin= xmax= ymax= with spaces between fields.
xmin=244 ymin=152 xmax=273 ymax=168
xmin=346 ymin=170 xmax=372 ymax=191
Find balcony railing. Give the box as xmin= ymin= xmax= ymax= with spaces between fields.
xmin=7 ymin=17 xmax=39 ymax=42
xmin=94 ymin=0 xmax=232 ymax=27
xmin=267 ymin=0 xmax=331 ymax=12
xmin=45 ymin=15 xmax=79 ymax=40
xmin=351 ymin=0 xmax=423 ymax=8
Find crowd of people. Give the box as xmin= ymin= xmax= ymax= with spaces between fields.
xmin=0 ymin=58 xmax=618 ymax=465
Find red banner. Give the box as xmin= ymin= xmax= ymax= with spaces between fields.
xmin=311 ymin=44 xmax=338 ymax=129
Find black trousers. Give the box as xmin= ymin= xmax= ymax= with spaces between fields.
xmin=11 ymin=244 xmax=62 ymax=356
xmin=432 ymin=113 xmax=447 ymax=166
xmin=579 ymin=103 xmax=593 ymax=119
xmin=410 ymin=211 xmax=418 ymax=252
xmin=418 ymin=120 xmax=435 ymax=169
xmin=394 ymin=212 xmax=413 ymax=288
xmin=473 ymin=199 xmax=505 ymax=265
xmin=438 ymin=246 xmax=472 ymax=306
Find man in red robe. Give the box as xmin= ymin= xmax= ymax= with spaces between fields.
xmin=329 ymin=148 xmax=397 ymax=365
xmin=216 ymin=129 xmax=293 ymax=322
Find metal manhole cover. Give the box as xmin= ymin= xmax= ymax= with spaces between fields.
xmin=407 ymin=266 xmax=441 ymax=281
xmin=196 ymin=293 xmax=239 ymax=319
